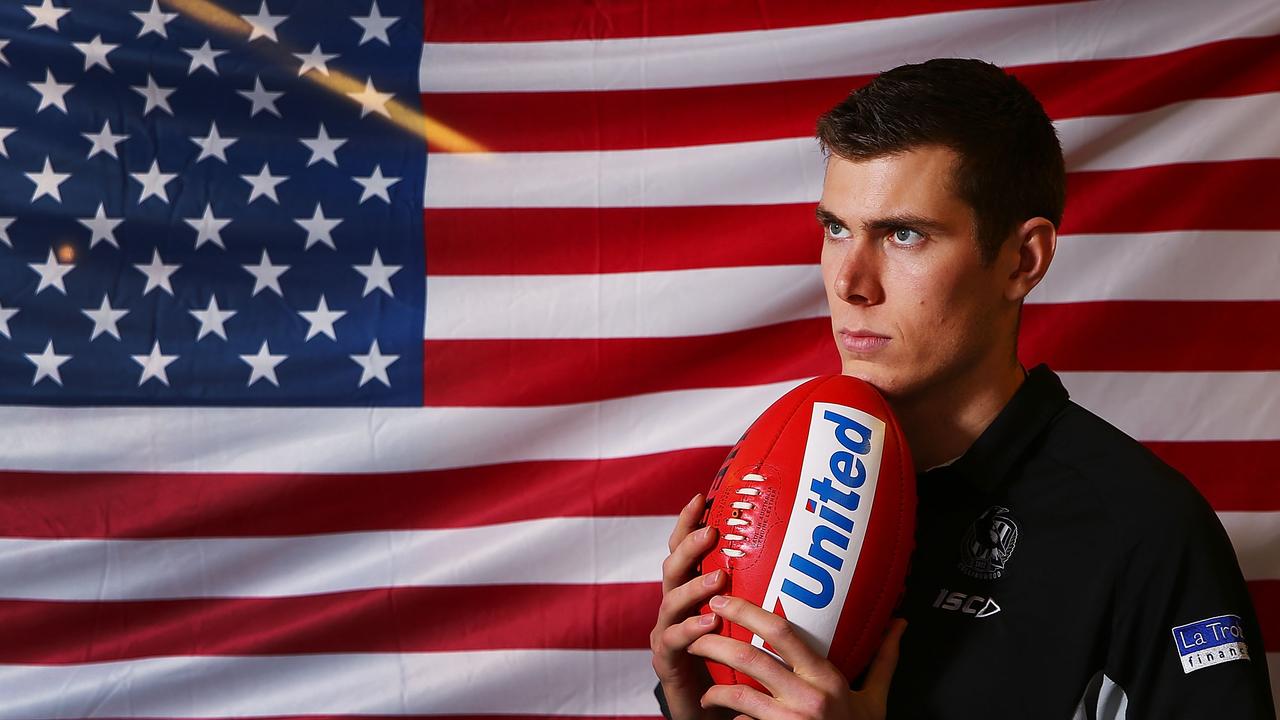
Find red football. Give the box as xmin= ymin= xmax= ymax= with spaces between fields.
xmin=698 ymin=374 xmax=916 ymax=691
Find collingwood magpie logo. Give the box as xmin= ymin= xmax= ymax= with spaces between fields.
xmin=958 ymin=505 xmax=1019 ymax=580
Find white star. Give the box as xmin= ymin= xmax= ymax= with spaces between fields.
xmin=190 ymin=295 xmax=236 ymax=340
xmin=132 ymin=341 xmax=178 ymax=386
xmin=26 ymin=157 xmax=70 ymax=203
xmin=295 ymin=203 xmax=341 ymax=249
xmin=131 ymin=74 xmax=175 ymax=115
xmin=0 ymin=217 xmax=13 ymax=247
xmin=300 ymin=123 xmax=346 ymax=166
xmin=299 ymin=295 xmax=346 ymax=341
xmin=243 ymin=1 xmax=287 ymax=41
xmin=0 ymin=301 xmax=17 ymax=338
xmin=82 ymin=120 xmax=127 ymax=159
xmin=29 ymin=248 xmax=73 ymax=294
xmin=241 ymin=163 xmax=286 ymax=204
xmin=351 ymin=339 xmax=398 ymax=387
xmin=240 ymin=340 xmax=286 ymax=387
xmin=26 ymin=340 xmax=71 ymax=386
xmin=78 ymin=203 xmax=123 ymax=248
xmin=131 ymin=160 xmax=177 ymax=204
xmin=185 ymin=204 xmax=231 ymax=249
xmin=0 ymin=127 xmax=13 ymax=156
xmin=347 ymin=77 xmax=392 ymax=118
xmin=133 ymin=249 xmax=179 ymax=295
xmin=354 ymin=165 xmax=399 ymax=204
xmin=30 ymin=69 xmax=72 ymax=113
xmin=190 ymin=121 xmax=237 ymax=162
xmin=25 ymin=0 xmax=69 ymax=31
xmin=132 ymin=0 xmax=177 ymax=38
xmin=0 ymin=39 xmax=8 ymax=66
xmin=352 ymin=2 xmax=399 ymax=45
xmin=237 ymin=75 xmax=283 ymax=117
xmin=243 ymin=249 xmax=289 ymax=296
xmin=182 ymin=40 xmax=226 ymax=75
xmin=294 ymin=43 xmax=337 ymax=76
xmin=82 ymin=295 xmax=128 ymax=340
xmin=72 ymin=34 xmax=118 ymax=71
xmin=353 ymin=248 xmax=400 ymax=297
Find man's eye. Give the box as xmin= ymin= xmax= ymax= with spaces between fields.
xmin=826 ymin=222 xmax=850 ymax=239
xmin=891 ymin=228 xmax=924 ymax=246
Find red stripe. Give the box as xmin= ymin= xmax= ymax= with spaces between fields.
xmin=1252 ymin=579 xmax=1280 ymax=652
xmin=1146 ymin=442 xmax=1280 ymax=512
xmin=1063 ymin=160 xmax=1280 ymax=234
xmin=0 ymin=448 xmax=729 ymax=537
xmin=0 ymin=578 xmax=1272 ymax=664
xmin=424 ymin=319 xmax=838 ymax=405
xmin=426 ymin=161 xmax=1280 ymax=275
xmin=0 ymin=583 xmax=658 ymax=663
xmin=423 ymin=0 xmax=1084 ymax=42
xmin=0 ymin=440 xmax=1274 ymax=540
xmin=1019 ymin=302 xmax=1280 ymax=373
xmin=418 ymin=301 xmax=1280 ymax=406
xmin=423 ymin=36 xmax=1280 ymax=153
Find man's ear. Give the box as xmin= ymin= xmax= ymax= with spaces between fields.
xmin=1003 ymin=217 xmax=1056 ymax=303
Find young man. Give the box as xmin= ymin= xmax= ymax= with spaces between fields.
xmin=650 ymin=58 xmax=1274 ymax=719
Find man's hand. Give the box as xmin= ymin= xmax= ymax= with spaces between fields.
xmin=687 ymin=594 xmax=907 ymax=720
xmin=650 ymin=493 xmax=733 ymax=720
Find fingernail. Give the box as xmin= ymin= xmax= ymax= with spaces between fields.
xmin=702 ymin=570 xmax=721 ymax=586
xmin=698 ymin=526 xmax=714 ymax=541
xmin=709 ymin=595 xmax=728 ymax=609
xmin=687 ymin=493 xmax=701 ymax=509
xmin=699 ymin=613 xmax=715 ymax=626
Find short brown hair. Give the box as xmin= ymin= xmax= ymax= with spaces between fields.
xmin=816 ymin=58 xmax=1065 ymax=266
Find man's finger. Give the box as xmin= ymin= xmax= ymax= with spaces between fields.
xmin=667 ymin=493 xmax=704 ymax=554
xmin=687 ymin=632 xmax=799 ymax=699
xmin=661 ymin=524 xmax=718 ymax=594
xmin=859 ymin=617 xmax=907 ymax=706
xmin=700 ymin=681 xmax=781 ymax=720
xmin=705 ymin=594 xmax=824 ymax=676
xmin=655 ymin=569 xmax=726 ymax=637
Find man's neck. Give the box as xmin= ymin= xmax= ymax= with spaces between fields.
xmin=886 ymin=360 xmax=1028 ymax=473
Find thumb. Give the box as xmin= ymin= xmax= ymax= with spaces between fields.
xmin=859 ymin=617 xmax=907 ymax=707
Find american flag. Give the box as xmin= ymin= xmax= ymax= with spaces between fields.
xmin=0 ymin=0 xmax=1276 ymax=716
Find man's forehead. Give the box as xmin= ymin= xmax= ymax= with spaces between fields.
xmin=818 ymin=147 xmax=964 ymax=217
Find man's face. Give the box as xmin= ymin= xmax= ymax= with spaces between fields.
xmin=817 ymin=145 xmax=1014 ymax=401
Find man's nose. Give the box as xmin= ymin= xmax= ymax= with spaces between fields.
xmin=832 ymin=239 xmax=884 ymax=304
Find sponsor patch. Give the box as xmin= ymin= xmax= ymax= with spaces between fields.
xmin=1171 ymin=614 xmax=1250 ymax=674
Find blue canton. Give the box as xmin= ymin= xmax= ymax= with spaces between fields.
xmin=0 ymin=0 xmax=425 ymax=405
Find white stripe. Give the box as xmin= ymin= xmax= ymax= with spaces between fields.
xmin=1031 ymin=231 xmax=1280 ymax=303
xmin=1061 ymin=372 xmax=1280 ymax=442
xmin=1220 ymin=512 xmax=1280 ymax=582
xmin=0 ymin=511 xmax=1273 ymax=602
xmin=0 ymin=380 xmax=798 ymax=473
xmin=424 ymin=94 xmax=1280 ymax=208
xmin=422 ymin=231 xmax=1280 ymax=340
xmin=420 ymin=0 xmax=1280 ymax=92
xmin=425 ymin=136 xmax=822 ymax=208
xmin=0 ymin=517 xmax=670 ymax=600
xmin=0 ymin=650 xmax=656 ymax=718
xmin=425 ymin=265 xmax=827 ymax=339
xmin=1 ymin=373 xmax=1276 ymax=474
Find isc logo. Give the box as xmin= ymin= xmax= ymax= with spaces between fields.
xmin=754 ymin=403 xmax=886 ymax=659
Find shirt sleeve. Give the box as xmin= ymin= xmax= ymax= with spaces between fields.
xmin=1096 ymin=476 xmax=1275 ymax=719
xmin=654 ymin=681 xmax=675 ymax=720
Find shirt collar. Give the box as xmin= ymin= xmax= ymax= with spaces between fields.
xmin=920 ymin=363 xmax=1070 ymax=493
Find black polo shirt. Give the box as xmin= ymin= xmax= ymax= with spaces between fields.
xmin=885 ymin=363 xmax=1273 ymax=718
xmin=656 ymin=364 xmax=1274 ymax=718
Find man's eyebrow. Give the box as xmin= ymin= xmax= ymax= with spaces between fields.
xmin=815 ymin=205 xmax=949 ymax=235
xmin=814 ymin=205 xmax=844 ymax=227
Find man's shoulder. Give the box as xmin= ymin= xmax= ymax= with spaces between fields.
xmin=1034 ymin=399 xmax=1215 ymax=529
